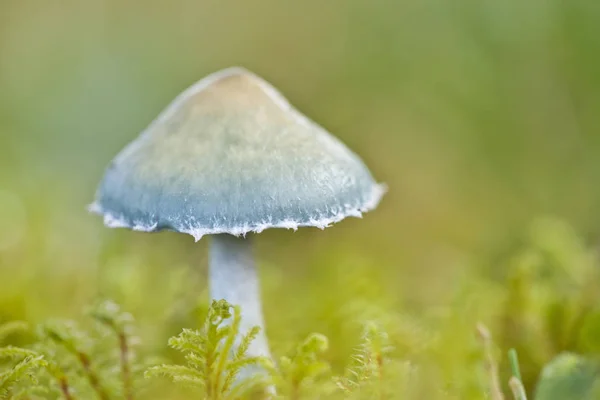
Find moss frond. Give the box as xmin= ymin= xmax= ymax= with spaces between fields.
xmin=0 ymin=299 xmax=149 ymax=399
xmin=0 ymin=354 xmax=47 ymax=394
xmin=334 ymin=322 xmax=394 ymax=398
xmin=0 ymin=346 xmax=39 ymax=361
xmin=145 ymin=364 xmax=205 ymax=388
xmin=272 ymin=332 xmax=332 ymax=399
xmin=146 ymin=299 xmax=269 ymax=399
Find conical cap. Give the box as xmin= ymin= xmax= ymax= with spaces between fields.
xmin=90 ymin=67 xmax=385 ymax=240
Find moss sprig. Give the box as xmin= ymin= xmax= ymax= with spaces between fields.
xmin=145 ymin=299 xmax=269 ymax=399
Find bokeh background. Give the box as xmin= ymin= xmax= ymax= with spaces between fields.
xmin=1 ymin=0 xmax=600 ymax=398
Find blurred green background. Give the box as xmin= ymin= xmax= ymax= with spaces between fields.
xmin=1 ymin=0 xmax=600 ymax=398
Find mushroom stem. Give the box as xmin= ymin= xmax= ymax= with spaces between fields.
xmin=209 ymin=234 xmax=271 ymax=361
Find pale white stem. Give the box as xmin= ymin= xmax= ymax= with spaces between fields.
xmin=209 ymin=234 xmax=271 ymax=360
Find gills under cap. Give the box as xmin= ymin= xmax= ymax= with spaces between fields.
xmin=90 ymin=67 xmax=385 ymax=241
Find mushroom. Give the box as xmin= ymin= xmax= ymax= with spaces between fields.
xmin=89 ymin=67 xmax=385 ymax=362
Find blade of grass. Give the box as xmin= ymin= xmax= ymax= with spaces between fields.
xmin=509 ymin=376 xmax=528 ymax=400
xmin=508 ymin=349 xmax=522 ymax=382
xmin=477 ymin=323 xmax=505 ymax=400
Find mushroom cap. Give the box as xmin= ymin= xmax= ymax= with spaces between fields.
xmin=90 ymin=67 xmax=385 ymax=241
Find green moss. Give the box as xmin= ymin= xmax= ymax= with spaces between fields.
xmin=0 ymin=301 xmax=148 ymax=399
xmin=1 ymin=218 xmax=600 ymax=399
xmin=146 ymin=300 xmax=270 ymax=399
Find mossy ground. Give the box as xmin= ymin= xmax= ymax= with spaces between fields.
xmin=1 ymin=218 xmax=600 ymax=399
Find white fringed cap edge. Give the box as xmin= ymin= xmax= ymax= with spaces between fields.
xmin=88 ymin=183 xmax=387 ymax=242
